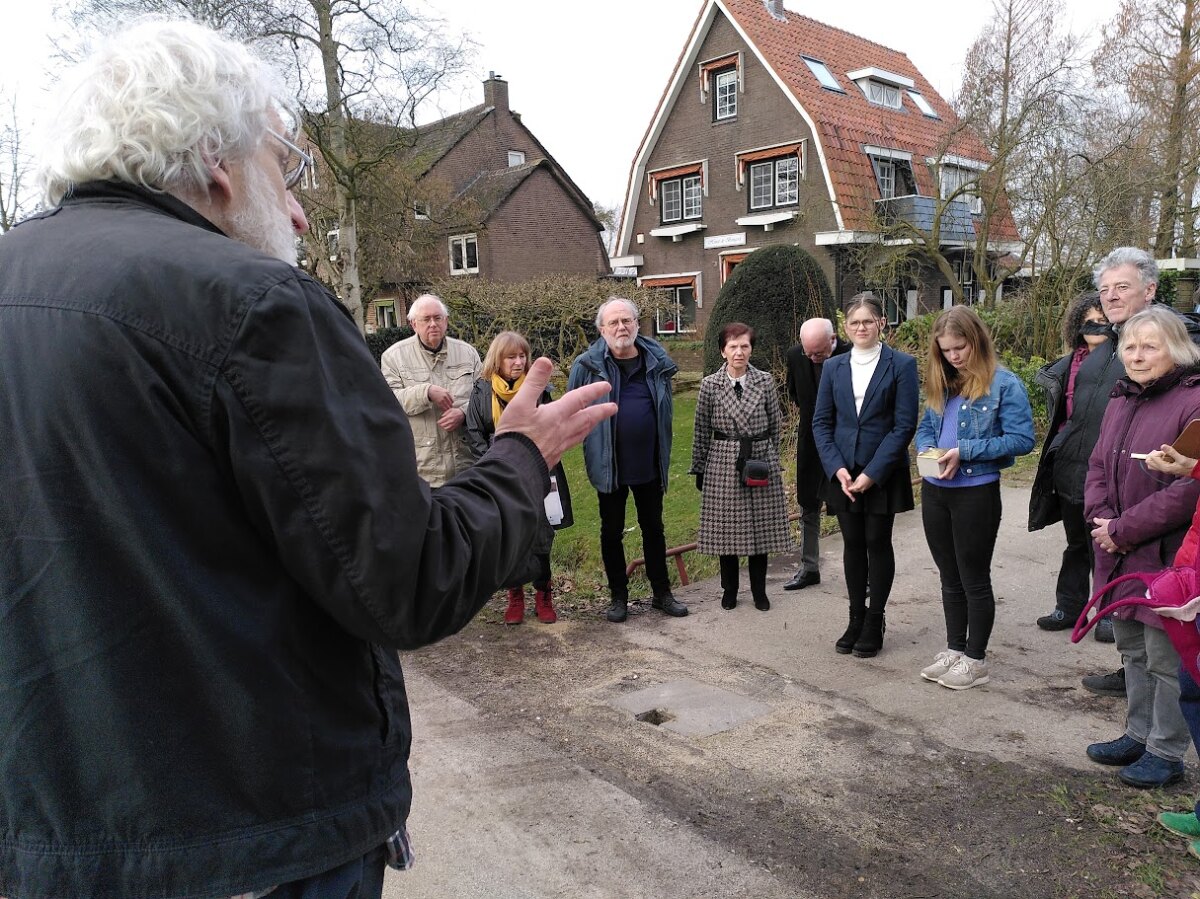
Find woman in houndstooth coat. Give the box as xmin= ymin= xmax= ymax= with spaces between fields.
xmin=691 ymin=322 xmax=793 ymax=611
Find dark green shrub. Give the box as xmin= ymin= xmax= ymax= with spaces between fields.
xmin=702 ymin=245 xmax=835 ymax=377
xmin=365 ymin=325 xmax=413 ymax=363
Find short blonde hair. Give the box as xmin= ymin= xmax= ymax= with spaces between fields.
xmin=1120 ymin=306 xmax=1200 ymax=368
xmin=482 ymin=331 xmax=531 ymax=379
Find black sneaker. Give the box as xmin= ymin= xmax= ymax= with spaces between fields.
xmin=652 ymin=591 xmax=688 ymax=617
xmin=1082 ymin=668 xmax=1126 ymax=697
xmin=1094 ymin=618 xmax=1116 ymax=643
xmin=1036 ymin=608 xmax=1074 ymax=631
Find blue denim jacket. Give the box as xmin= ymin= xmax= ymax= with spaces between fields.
xmin=916 ymin=368 xmax=1036 ymax=477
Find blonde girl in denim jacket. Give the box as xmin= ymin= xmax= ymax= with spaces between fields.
xmin=916 ymin=307 xmax=1035 ymax=690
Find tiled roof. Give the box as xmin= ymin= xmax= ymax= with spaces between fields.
xmin=712 ymin=0 xmax=1019 ymax=242
xmin=458 ymin=159 xmax=603 ymax=229
xmin=409 ymin=104 xmax=493 ymax=179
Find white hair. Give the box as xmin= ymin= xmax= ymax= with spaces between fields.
xmin=407 ymin=293 xmax=449 ymax=322
xmin=37 ymin=19 xmax=293 ymax=207
xmin=595 ymin=297 xmax=639 ymax=331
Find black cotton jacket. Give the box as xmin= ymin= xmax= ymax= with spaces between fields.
xmin=0 ymin=182 xmax=549 ymax=899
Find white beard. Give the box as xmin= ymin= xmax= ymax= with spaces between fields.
xmin=227 ymin=162 xmax=298 ymax=265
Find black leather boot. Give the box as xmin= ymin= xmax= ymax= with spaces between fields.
xmin=852 ymin=611 xmax=886 ymax=658
xmin=835 ymin=609 xmax=866 ymax=654
xmin=605 ymin=592 xmax=628 ymax=623
xmin=719 ymin=555 xmax=739 ymax=609
xmin=749 ymin=554 xmax=769 ymax=611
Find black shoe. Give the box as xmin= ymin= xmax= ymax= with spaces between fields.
xmin=1087 ymin=733 xmax=1146 ymax=766
xmin=1082 ymin=668 xmax=1126 ymax=696
xmin=1094 ymin=618 xmax=1116 ymax=643
xmin=652 ymin=591 xmax=688 ymax=617
xmin=783 ymin=570 xmax=820 ymax=591
xmin=721 ymin=592 xmax=737 ymax=610
xmin=605 ymin=596 xmax=628 ymax=623
xmin=1037 ymin=608 xmax=1076 ymax=631
xmin=753 ymin=595 xmax=770 ymax=611
xmin=1118 ymin=751 xmax=1184 ymax=788
xmin=835 ymin=612 xmax=865 ymax=654
xmin=852 ymin=611 xmax=886 ymax=658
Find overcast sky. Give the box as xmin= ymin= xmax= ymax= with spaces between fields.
xmin=4 ymin=0 xmax=1123 ymax=212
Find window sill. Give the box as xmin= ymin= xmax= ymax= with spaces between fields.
xmin=649 ymin=222 xmax=707 ymax=242
xmin=736 ymin=210 xmax=798 ymax=231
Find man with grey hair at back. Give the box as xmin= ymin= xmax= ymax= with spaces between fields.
xmin=381 ymin=293 xmax=482 ymax=486
xmin=0 ymin=19 xmax=614 ymax=899
xmin=568 ymin=297 xmax=686 ymax=622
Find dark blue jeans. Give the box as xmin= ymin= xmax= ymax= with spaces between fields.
xmin=921 ymin=480 xmax=1002 ymax=660
xmin=270 ymin=845 xmax=387 ymax=899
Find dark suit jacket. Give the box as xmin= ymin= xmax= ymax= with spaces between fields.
xmin=786 ymin=336 xmax=850 ymax=508
xmin=812 ymin=343 xmax=919 ymax=486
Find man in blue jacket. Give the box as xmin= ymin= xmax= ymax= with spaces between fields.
xmin=568 ymin=298 xmax=685 ymax=622
xmin=0 ymin=20 xmax=614 ymax=899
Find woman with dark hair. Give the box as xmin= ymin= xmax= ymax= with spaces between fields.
xmin=1029 ymin=292 xmax=1115 ymax=637
xmin=466 ymin=331 xmax=573 ymax=625
xmin=812 ymin=293 xmax=919 ymax=657
xmin=690 ymin=322 xmax=792 ymax=611
xmin=916 ymin=307 xmax=1035 ymax=690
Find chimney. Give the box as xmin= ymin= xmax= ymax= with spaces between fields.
xmin=483 ymin=71 xmax=508 ymax=112
xmin=763 ymin=0 xmax=787 ymax=20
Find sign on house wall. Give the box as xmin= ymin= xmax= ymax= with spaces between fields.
xmin=703 ymin=232 xmax=747 ymax=249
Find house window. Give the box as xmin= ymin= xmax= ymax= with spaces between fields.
xmin=869 ymin=155 xmax=916 ymax=199
xmin=376 ymin=301 xmax=397 ymax=329
xmin=873 ymin=159 xmax=895 ymax=199
xmin=655 ymin=284 xmax=697 ymax=334
xmin=300 ymin=164 xmax=319 ymax=190
xmin=507 ymin=150 xmax=525 ymax=167
xmin=940 ymin=165 xmax=983 ymax=214
xmin=660 ymin=174 xmax=703 ymax=223
xmin=713 ymin=68 xmax=737 ymax=120
xmin=907 ymin=91 xmax=938 ymax=118
xmin=449 ymin=234 xmax=479 ymax=275
xmin=865 ymin=79 xmax=902 ymax=109
xmin=413 ymin=201 xmax=430 ymax=221
xmin=802 ymin=57 xmax=842 ymax=92
xmin=748 ymin=156 xmax=799 ymax=210
xmin=875 ymin=287 xmax=906 ymax=326
xmin=957 ymin=257 xmax=977 ymax=302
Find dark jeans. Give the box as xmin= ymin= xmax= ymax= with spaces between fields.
xmin=598 ymin=481 xmax=670 ymax=598
xmin=921 ymin=480 xmax=1002 ymax=660
xmin=272 ymin=845 xmax=387 ymax=899
xmin=532 ymin=552 xmax=551 ymax=591
xmin=1178 ymin=664 xmax=1200 ymax=816
xmin=1055 ymin=497 xmax=1094 ymax=616
xmin=836 ymin=511 xmax=896 ymax=614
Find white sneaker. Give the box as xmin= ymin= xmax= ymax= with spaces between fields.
xmin=920 ymin=650 xmax=963 ymax=682
xmin=937 ymin=655 xmax=990 ymax=690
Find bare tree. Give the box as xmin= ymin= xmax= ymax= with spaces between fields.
xmin=63 ymin=0 xmax=473 ymax=332
xmin=0 ymin=92 xmax=33 ymax=232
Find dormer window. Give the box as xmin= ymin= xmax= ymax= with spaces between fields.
xmin=936 ymin=157 xmax=986 ymax=215
xmin=865 ymin=147 xmax=916 ymax=199
xmin=847 ymin=67 xmax=915 ymax=110
xmin=507 ymin=150 xmax=525 ymax=167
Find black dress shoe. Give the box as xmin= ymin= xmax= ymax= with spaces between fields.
xmin=721 ymin=592 xmax=737 ymax=610
xmin=783 ymin=570 xmax=821 ymax=591
xmin=753 ymin=595 xmax=770 ymax=611
xmin=652 ymin=592 xmax=688 ymax=617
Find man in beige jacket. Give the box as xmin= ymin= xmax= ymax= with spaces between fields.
xmin=381 ymin=294 xmax=482 ymax=486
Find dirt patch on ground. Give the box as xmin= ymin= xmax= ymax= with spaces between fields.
xmin=415 ymin=609 xmax=1200 ymax=899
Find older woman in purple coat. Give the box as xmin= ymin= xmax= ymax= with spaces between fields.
xmin=1083 ymin=306 xmax=1200 ymax=789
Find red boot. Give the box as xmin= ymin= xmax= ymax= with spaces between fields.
xmin=534 ymin=587 xmax=557 ymax=624
xmin=504 ymin=587 xmax=525 ymax=625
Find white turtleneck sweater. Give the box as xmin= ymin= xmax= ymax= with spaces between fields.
xmin=849 ymin=344 xmax=882 ymax=414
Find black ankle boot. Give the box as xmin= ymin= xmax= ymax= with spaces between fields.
xmin=835 ymin=610 xmax=866 ymax=654
xmin=852 ymin=611 xmax=886 ymax=658
xmin=719 ymin=555 xmax=739 ymax=610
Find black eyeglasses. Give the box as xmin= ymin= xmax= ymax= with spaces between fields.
xmin=268 ymin=129 xmax=315 ymax=189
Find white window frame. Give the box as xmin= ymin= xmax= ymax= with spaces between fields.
xmin=872 ymin=158 xmax=896 ymax=199
xmin=748 ymin=156 xmax=799 ymax=210
xmin=449 ymin=233 xmax=479 ymax=275
xmin=507 ymin=150 xmax=525 ymax=167
xmin=654 ymin=284 xmax=698 ymax=335
xmin=907 ymin=91 xmax=938 ymax=118
xmin=714 ymin=68 xmax=738 ymax=120
xmin=775 ymin=155 xmax=798 ymax=205
xmin=940 ymin=165 xmax=983 ymax=214
xmin=866 ymin=79 xmax=902 ymax=109
xmin=802 ymin=56 xmax=842 ymax=92
xmin=661 ymin=174 xmax=703 ymax=223
xmin=749 ymin=162 xmax=773 ymax=210
xmin=375 ymin=300 xmax=398 ymax=330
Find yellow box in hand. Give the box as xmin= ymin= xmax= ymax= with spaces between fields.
xmin=917 ymin=448 xmax=947 ymax=478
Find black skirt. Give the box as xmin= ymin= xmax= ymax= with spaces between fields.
xmin=824 ymin=467 xmax=914 ymax=517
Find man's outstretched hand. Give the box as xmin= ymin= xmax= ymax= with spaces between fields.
xmin=495 ymin=357 xmax=616 ymax=468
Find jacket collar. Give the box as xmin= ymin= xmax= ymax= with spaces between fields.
xmin=59 ymin=180 xmax=225 ymax=237
xmin=1113 ymin=364 xmax=1200 ymax=399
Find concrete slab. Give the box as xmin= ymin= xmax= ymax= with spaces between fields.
xmin=608 ymin=678 xmax=772 ymax=737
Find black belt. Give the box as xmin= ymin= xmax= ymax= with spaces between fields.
xmin=713 ymin=429 xmax=769 ymax=442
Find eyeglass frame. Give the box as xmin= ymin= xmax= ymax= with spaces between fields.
xmin=268 ymin=129 xmax=316 ymax=189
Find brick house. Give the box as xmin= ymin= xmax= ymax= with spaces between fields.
xmin=366 ymin=75 xmax=611 ymax=332
xmin=614 ymin=0 xmax=1022 ymax=336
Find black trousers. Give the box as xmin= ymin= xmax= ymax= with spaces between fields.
xmin=921 ymin=480 xmax=1002 ymax=660
xmin=598 ymin=481 xmax=670 ymax=598
xmin=1054 ymin=497 xmax=1094 ymax=616
xmin=837 ymin=511 xmax=896 ymax=614
xmin=719 ymin=554 xmax=768 ymax=599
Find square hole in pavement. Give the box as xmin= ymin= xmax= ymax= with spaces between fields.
xmin=611 ymin=679 xmax=770 ymax=737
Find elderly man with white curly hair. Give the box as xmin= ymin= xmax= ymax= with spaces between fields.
xmin=0 ymin=19 xmax=614 ymax=899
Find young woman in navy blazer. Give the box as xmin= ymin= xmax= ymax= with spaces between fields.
xmin=812 ymin=293 xmax=919 ymax=658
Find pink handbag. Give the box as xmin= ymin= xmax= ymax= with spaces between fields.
xmin=1072 ymin=564 xmax=1200 ymax=682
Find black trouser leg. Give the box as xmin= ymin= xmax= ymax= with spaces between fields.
xmin=532 ymin=553 xmax=552 ymax=591
xmin=630 ymin=480 xmax=670 ymax=595
xmin=1056 ymin=498 xmax=1093 ymax=617
xmin=597 ymin=486 xmax=631 ymax=598
xmin=748 ymin=554 xmax=768 ymax=601
xmin=719 ymin=555 xmax=739 ymax=593
xmin=837 ymin=512 xmax=870 ymax=613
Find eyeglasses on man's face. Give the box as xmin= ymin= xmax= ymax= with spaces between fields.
xmin=413 ymin=315 xmax=447 ymax=326
xmin=604 ymin=317 xmax=637 ymax=330
xmin=268 ymin=129 xmax=316 ymax=189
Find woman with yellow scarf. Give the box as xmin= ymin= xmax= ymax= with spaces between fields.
xmin=465 ymin=331 xmax=574 ymax=624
